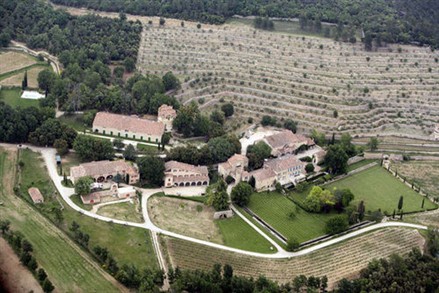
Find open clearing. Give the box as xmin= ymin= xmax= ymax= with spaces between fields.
xmin=136 ymin=18 xmax=439 ymax=137
xmin=97 ymin=201 xmax=144 ymax=223
xmin=164 ymin=227 xmax=424 ymax=289
xmin=326 ymin=165 xmax=437 ymax=213
xmin=0 ymin=147 xmax=122 ymax=292
xmin=248 ymin=192 xmax=337 ymax=243
xmin=148 ymin=195 xmax=274 ymax=252
xmin=0 ymin=51 xmax=36 ymax=75
xmin=0 ymin=88 xmax=40 ymax=108
xmin=392 ymin=160 xmax=439 ymax=198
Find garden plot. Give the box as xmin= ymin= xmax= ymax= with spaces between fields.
xmin=326 ymin=165 xmax=437 ymax=213
xmin=164 ymin=228 xmax=424 ymax=289
xmin=137 ymin=22 xmax=439 ymax=137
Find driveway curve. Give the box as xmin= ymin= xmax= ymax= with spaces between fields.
xmin=5 ymin=144 xmax=427 ymax=259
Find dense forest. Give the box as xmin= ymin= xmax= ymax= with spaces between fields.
xmin=50 ymin=0 xmax=439 ymax=48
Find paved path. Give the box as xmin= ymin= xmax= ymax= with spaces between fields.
xmin=2 ymin=144 xmax=429 ymax=259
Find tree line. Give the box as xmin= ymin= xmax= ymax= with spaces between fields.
xmin=0 ymin=221 xmax=55 ymax=292
xmin=48 ymin=0 xmax=439 ymax=49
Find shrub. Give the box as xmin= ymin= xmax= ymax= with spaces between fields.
xmin=286 ymin=238 xmax=300 ymax=252
xmin=305 ymin=163 xmax=315 ymax=173
xmin=325 ymin=215 xmax=349 ymax=235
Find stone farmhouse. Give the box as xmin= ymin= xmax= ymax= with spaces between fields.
xmin=218 ymin=154 xmax=249 ymax=182
xmin=70 ymin=160 xmax=139 ymax=185
xmin=93 ymin=112 xmax=165 ymax=143
xmin=28 ymin=187 xmax=44 ymax=204
xmin=243 ymin=155 xmax=306 ymax=191
xmin=242 ymin=155 xmax=306 ymax=191
xmin=157 ymin=104 xmax=177 ymax=132
xmin=261 ymin=130 xmax=315 ymax=157
xmin=164 ymin=160 xmax=209 ymax=187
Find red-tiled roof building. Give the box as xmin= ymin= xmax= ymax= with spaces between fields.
xmin=164 ymin=161 xmax=209 ymax=187
xmin=70 ymin=160 xmax=139 ymax=185
xmin=262 ymin=130 xmax=315 ymax=157
xmin=157 ymin=104 xmax=177 ymax=132
xmin=28 ymin=187 xmax=44 ymax=204
xmin=93 ymin=112 xmax=165 ymax=143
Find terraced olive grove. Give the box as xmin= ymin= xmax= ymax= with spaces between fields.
xmin=137 ymin=22 xmax=439 ymax=137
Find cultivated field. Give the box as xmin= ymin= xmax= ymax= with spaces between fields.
xmin=164 ymin=227 xmax=425 ymax=289
xmin=392 ymin=160 xmax=439 ymax=198
xmin=326 ymin=165 xmax=437 ymax=213
xmin=137 ymin=20 xmax=439 ymax=137
xmin=97 ymin=201 xmax=143 ymax=223
xmin=247 ymin=192 xmax=336 ymax=243
xmin=353 ymin=136 xmax=439 ymax=156
xmin=148 ymin=195 xmax=274 ymax=252
xmin=0 ymin=147 xmax=122 ymax=292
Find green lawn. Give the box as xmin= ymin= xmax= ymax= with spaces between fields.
xmin=0 ymin=88 xmax=39 ymax=108
xmin=215 ymin=215 xmax=275 ymax=253
xmin=247 ymin=192 xmax=337 ymax=243
xmin=347 ymin=159 xmax=378 ymax=172
xmin=59 ymin=151 xmax=83 ymax=175
xmin=58 ymin=113 xmax=89 ymax=132
xmin=326 ymin=165 xmax=437 ymax=214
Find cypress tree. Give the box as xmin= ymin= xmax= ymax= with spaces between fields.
xmin=398 ymin=196 xmax=404 ymax=210
xmin=22 ymin=70 xmax=28 ymax=90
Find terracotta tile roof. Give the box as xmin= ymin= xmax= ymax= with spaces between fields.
xmin=172 ymin=174 xmax=209 ymax=183
xmin=165 ymin=161 xmax=208 ymax=175
xmin=28 ymin=187 xmax=44 ymax=203
xmin=93 ymin=112 xmax=165 ymax=137
xmin=248 ymin=168 xmax=276 ymax=181
xmin=71 ymin=160 xmax=137 ymax=179
xmin=158 ymin=104 xmax=177 ymax=119
xmin=265 ymin=130 xmax=311 ymax=149
xmin=219 ymin=154 xmax=249 ymax=171
xmin=264 ymin=155 xmax=305 ymax=173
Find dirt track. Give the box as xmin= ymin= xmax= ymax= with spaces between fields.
xmin=0 ymin=238 xmax=43 ymax=293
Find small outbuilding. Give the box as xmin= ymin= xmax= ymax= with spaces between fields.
xmin=28 ymin=187 xmax=44 ymax=204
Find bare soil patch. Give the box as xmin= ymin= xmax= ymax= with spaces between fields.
xmin=148 ymin=196 xmax=223 ymax=244
xmin=0 ymin=52 xmax=36 ymax=75
xmin=0 ymin=66 xmax=47 ymax=88
xmin=0 ymin=238 xmax=43 ymax=293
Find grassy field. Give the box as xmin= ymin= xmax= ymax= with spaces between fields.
xmin=0 ymin=147 xmax=122 ymax=292
xmin=0 ymin=88 xmax=40 ymax=108
xmin=346 ymin=159 xmax=378 ymax=172
xmin=0 ymin=51 xmax=37 ymax=75
xmin=97 ymin=201 xmax=144 ymax=223
xmin=17 ymin=148 xmax=158 ymax=271
xmin=58 ymin=114 xmax=88 ymax=132
xmin=392 ymin=160 xmax=439 ymax=198
xmin=247 ymin=192 xmax=337 ymax=243
xmin=149 ymin=195 xmax=274 ymax=253
xmin=326 ymin=165 xmax=437 ymax=214
xmin=164 ymin=227 xmax=424 ymax=289
xmin=215 ymin=216 xmax=275 ymax=253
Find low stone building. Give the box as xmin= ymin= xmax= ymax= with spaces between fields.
xmin=261 ymin=130 xmax=315 ymax=157
xmin=157 ymin=104 xmax=177 ymax=132
xmin=93 ymin=112 xmax=165 ymax=143
xmin=164 ymin=161 xmax=209 ymax=187
xmin=70 ymin=160 xmax=139 ymax=185
xmin=243 ymin=154 xmax=306 ymax=191
xmin=28 ymin=187 xmax=44 ymax=204
xmin=218 ymin=154 xmax=249 ymax=182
